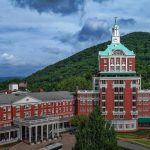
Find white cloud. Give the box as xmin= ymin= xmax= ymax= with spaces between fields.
xmin=1 ymin=53 xmax=15 ymax=64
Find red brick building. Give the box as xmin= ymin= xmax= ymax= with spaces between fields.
xmin=0 ymin=20 xmax=149 ymax=145
xmin=76 ymin=20 xmax=142 ymax=132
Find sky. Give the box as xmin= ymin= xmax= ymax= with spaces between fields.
xmin=0 ymin=0 xmax=150 ymax=77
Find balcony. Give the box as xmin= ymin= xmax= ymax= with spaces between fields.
xmin=131 ymin=111 xmax=138 ymax=115
xmin=101 ymin=111 xmax=108 ymax=115
xmin=113 ymin=111 xmax=125 ymax=115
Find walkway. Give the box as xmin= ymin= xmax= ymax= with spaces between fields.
xmin=118 ymin=140 xmax=150 ymax=150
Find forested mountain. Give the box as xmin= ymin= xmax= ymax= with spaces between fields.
xmin=25 ymin=32 xmax=150 ymax=91
xmin=0 ymin=32 xmax=150 ymax=92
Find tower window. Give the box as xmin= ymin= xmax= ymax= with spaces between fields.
xmin=104 ymin=66 xmax=108 ymax=71
xmin=102 ymin=80 xmax=106 ymax=84
xmin=116 ymin=66 xmax=120 ymax=71
xmin=110 ymin=66 xmax=115 ymax=71
xmin=102 ymin=87 xmax=105 ymax=92
xmin=122 ymin=66 xmax=126 ymax=71
xmin=129 ymin=65 xmax=132 ymax=71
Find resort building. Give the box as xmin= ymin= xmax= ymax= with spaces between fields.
xmin=0 ymin=20 xmax=149 ymax=145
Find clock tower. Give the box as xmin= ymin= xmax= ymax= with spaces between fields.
xmin=112 ymin=17 xmax=120 ymax=44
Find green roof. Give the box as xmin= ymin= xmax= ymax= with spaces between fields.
xmin=99 ymin=43 xmax=135 ymax=56
xmin=138 ymin=118 xmax=150 ymax=123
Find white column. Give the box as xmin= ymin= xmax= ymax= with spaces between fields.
xmin=126 ymin=57 xmax=127 ymax=72
xmin=57 ymin=123 xmax=59 ymax=136
xmin=108 ymin=57 xmax=110 ymax=72
xmin=29 ymin=127 xmax=31 ymax=143
xmin=114 ymin=57 xmax=116 ymax=71
xmin=9 ymin=131 xmax=10 ymax=141
xmin=19 ymin=126 xmax=22 ymax=140
xmin=46 ymin=124 xmax=48 ymax=140
xmin=41 ymin=125 xmax=43 ymax=141
xmin=120 ymin=57 xmax=121 ymax=72
xmin=52 ymin=124 xmax=54 ymax=138
xmin=35 ymin=126 xmax=37 ymax=143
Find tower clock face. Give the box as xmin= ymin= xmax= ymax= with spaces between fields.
xmin=113 ymin=38 xmax=118 ymax=42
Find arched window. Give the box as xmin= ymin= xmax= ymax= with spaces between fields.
xmin=112 ymin=50 xmax=125 ymax=55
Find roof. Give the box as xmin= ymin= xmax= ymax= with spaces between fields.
xmin=0 ymin=91 xmax=74 ymax=105
xmin=99 ymin=72 xmax=137 ymax=76
xmin=138 ymin=118 xmax=150 ymax=123
xmin=0 ymin=126 xmax=19 ymax=133
xmin=99 ymin=43 xmax=135 ymax=56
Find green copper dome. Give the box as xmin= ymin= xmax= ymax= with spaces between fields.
xmin=99 ymin=43 xmax=135 ymax=56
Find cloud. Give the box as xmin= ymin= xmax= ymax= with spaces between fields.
xmin=77 ymin=18 xmax=110 ymax=42
xmin=118 ymin=18 xmax=136 ymax=27
xmin=1 ymin=53 xmax=15 ymax=63
xmin=11 ymin=0 xmax=85 ymax=15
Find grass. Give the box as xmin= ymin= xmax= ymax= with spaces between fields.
xmin=134 ymin=139 xmax=150 ymax=146
xmin=135 ymin=130 xmax=150 ymax=137
xmin=117 ymin=132 xmax=150 ymax=148
xmin=117 ymin=133 xmax=138 ymax=139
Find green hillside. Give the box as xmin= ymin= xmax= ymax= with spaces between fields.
xmin=25 ymin=32 xmax=150 ymax=92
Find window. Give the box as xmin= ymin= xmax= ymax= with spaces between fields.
xmin=102 ymin=80 xmax=106 ymax=84
xmin=122 ymin=66 xmax=126 ymax=71
xmin=132 ymin=94 xmax=137 ymax=100
xmin=104 ymin=59 xmax=107 ymax=63
xmin=110 ymin=58 xmax=114 ymax=64
xmin=114 ymin=102 xmax=124 ymax=106
xmin=3 ymin=107 xmax=6 ymax=112
xmin=132 ymin=80 xmax=136 ymax=84
xmin=131 ymin=124 xmax=134 ymax=128
xmin=114 ymin=87 xmax=123 ymax=92
xmin=102 ymin=87 xmax=105 ymax=92
xmin=8 ymin=113 xmax=11 ymax=120
xmin=110 ymin=66 xmax=115 ymax=71
xmin=102 ymin=94 xmax=106 ymax=100
xmin=132 ymin=87 xmax=136 ymax=92
xmin=114 ymin=80 xmax=123 ymax=84
xmin=102 ymin=108 xmax=105 ymax=112
xmin=104 ymin=66 xmax=107 ymax=71
xmin=129 ymin=65 xmax=132 ymax=71
xmin=132 ymin=102 xmax=136 ymax=106
xmin=114 ymin=94 xmax=124 ymax=100
xmin=129 ymin=58 xmax=132 ymax=63
xmin=116 ymin=66 xmax=120 ymax=71
xmin=102 ymin=102 xmax=105 ymax=107
xmin=119 ymin=124 xmax=123 ymax=129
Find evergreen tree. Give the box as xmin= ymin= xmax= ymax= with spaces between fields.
xmin=74 ymin=106 xmax=118 ymax=150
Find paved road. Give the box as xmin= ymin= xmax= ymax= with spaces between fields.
xmin=118 ymin=140 xmax=150 ymax=150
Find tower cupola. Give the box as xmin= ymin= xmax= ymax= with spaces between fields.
xmin=112 ymin=17 xmax=120 ymax=44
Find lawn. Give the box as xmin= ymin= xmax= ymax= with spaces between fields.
xmin=117 ymin=132 xmax=150 ymax=148
xmin=117 ymin=133 xmax=138 ymax=139
xmin=134 ymin=139 xmax=150 ymax=146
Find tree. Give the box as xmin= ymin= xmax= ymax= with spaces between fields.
xmin=74 ymin=106 xmax=118 ymax=150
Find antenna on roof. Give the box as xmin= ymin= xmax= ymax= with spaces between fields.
xmin=114 ymin=17 xmax=117 ymax=24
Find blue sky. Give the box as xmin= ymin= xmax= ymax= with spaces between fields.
xmin=0 ymin=0 xmax=150 ymax=77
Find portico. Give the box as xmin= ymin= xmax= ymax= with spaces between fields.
xmin=13 ymin=116 xmax=71 ymax=144
xmin=0 ymin=126 xmax=19 ymax=145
